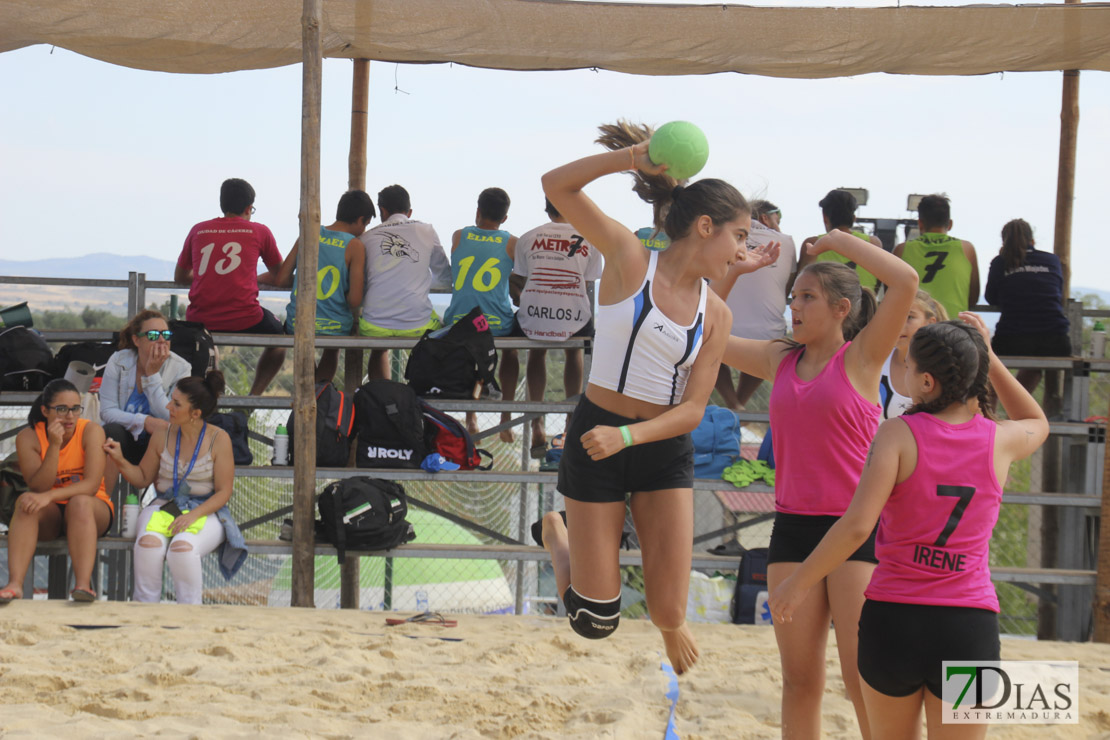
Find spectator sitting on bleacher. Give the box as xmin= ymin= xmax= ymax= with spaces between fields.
xmin=175 ymin=178 xmax=286 ymax=396
xmin=274 ymin=190 xmax=373 ymax=383
xmin=2 ymin=379 xmax=112 ymax=604
xmin=101 ymin=310 xmax=192 ymax=469
xmin=799 ymin=189 xmax=884 ymax=293
xmin=104 ymin=371 xmax=246 ymax=605
xmin=893 ymin=193 xmax=979 ymax=320
xmin=984 ymin=218 xmax=1071 ymax=393
xmin=100 ymin=310 xmax=192 ymax=503
xmin=712 ymin=199 xmax=797 ymax=411
xmin=358 ymin=184 xmax=453 ymax=380
xmin=443 ymin=188 xmax=521 ymax=440
xmin=511 ymin=198 xmax=603 ymax=453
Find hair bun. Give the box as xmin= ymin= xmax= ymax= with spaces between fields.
xmin=671 ymin=185 xmax=685 ymax=200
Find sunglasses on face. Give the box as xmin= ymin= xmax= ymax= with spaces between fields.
xmin=143 ymin=330 xmax=174 ymax=341
xmin=49 ymin=405 xmax=84 ymax=416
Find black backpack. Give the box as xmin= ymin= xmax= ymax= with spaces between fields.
xmin=405 ymin=307 xmax=500 ymax=399
xmin=353 ymin=379 xmax=426 ymax=469
xmin=287 ymin=381 xmax=356 ymax=467
xmin=315 ymin=477 xmax=415 ymax=563
xmin=0 ymin=326 xmax=54 ymax=392
xmin=169 ymin=320 xmax=217 ymax=377
xmin=207 ymin=412 xmax=254 ymax=465
xmin=729 ymin=546 xmax=770 ymax=624
xmin=50 ymin=340 xmax=118 ymax=380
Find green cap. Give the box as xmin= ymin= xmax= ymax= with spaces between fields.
xmin=125 ymin=493 xmax=139 ymax=505
xmin=276 ymin=425 xmax=287 ymax=434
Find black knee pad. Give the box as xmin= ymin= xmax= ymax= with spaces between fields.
xmin=563 ymin=586 xmax=621 ymax=639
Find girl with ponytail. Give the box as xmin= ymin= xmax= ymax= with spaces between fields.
xmin=770 ymin=314 xmax=1048 ymax=739
xmin=535 ymin=121 xmax=777 ymax=674
xmin=984 ymin=218 xmax=1071 ymax=392
xmin=721 ymin=228 xmax=919 ymax=737
xmin=4 ymin=379 xmax=112 ymax=604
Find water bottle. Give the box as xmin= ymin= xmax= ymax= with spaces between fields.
xmin=272 ymin=425 xmax=289 ymax=465
xmin=1092 ymin=321 xmax=1107 ymax=359
xmin=121 ymin=492 xmax=140 ymax=538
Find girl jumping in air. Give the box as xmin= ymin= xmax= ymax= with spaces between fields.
xmin=537 ymin=121 xmax=775 ymax=674
xmin=723 ymin=232 xmax=919 ymax=737
xmin=770 ymin=314 xmax=1048 ymax=739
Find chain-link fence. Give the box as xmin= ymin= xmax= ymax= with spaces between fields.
xmin=3 ymin=322 xmax=1105 ymax=635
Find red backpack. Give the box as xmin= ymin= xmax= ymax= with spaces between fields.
xmin=419 ymin=401 xmax=493 ymax=470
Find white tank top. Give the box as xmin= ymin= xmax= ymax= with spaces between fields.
xmin=589 ymin=250 xmax=708 ymax=405
xmin=880 ymin=351 xmax=914 ymax=420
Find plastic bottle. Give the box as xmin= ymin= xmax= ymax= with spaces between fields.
xmin=273 ymin=425 xmax=289 ymax=465
xmin=121 ymin=492 xmax=140 ymax=538
xmin=1093 ymin=321 xmax=1107 ymax=359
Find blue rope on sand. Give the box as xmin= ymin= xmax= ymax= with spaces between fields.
xmin=661 ymin=660 xmax=680 ymax=739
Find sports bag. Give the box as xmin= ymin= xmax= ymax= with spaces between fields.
xmin=729 ymin=546 xmax=770 ymax=624
xmin=0 ymin=326 xmax=54 ymax=392
xmin=404 ymin=307 xmax=500 ymax=399
xmin=691 ymin=405 xmax=741 ymax=479
xmin=0 ymin=452 xmax=28 ymax=526
xmin=353 ymin=379 xmax=426 ymax=469
xmin=315 ymin=477 xmax=415 ymax=563
xmin=287 ymin=381 xmax=356 ymax=467
xmin=420 ymin=400 xmax=493 ymax=470
xmin=50 ymin=340 xmax=118 ymax=380
xmin=168 ymin=320 xmax=217 ymax=377
xmin=206 ymin=412 xmax=254 ymax=465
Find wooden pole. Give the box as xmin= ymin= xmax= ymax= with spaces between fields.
xmin=348 ymin=59 xmax=370 ymax=191
xmin=1040 ymin=0 xmax=1081 ymax=638
xmin=339 ymin=58 xmax=371 ymax=609
xmin=291 ymin=0 xmax=323 ymax=609
xmin=1053 ymin=69 xmax=1079 ymax=299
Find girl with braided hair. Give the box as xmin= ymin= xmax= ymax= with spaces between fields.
xmin=723 ymin=233 xmax=919 ymax=738
xmin=769 ymin=313 xmax=1048 ymax=740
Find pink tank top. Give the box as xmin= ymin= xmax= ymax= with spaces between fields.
xmin=769 ymin=342 xmax=880 ymax=516
xmin=865 ymin=412 xmax=1002 ymax=612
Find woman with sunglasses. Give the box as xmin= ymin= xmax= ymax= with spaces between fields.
xmin=101 ymin=310 xmax=192 ymax=473
xmin=2 ymin=379 xmax=113 ymax=604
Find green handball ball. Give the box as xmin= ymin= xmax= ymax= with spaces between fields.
xmin=648 ymin=121 xmax=709 ymax=181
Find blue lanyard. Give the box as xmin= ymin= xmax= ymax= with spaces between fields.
xmin=173 ymin=422 xmax=207 ymax=500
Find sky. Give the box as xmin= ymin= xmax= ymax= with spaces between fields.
xmin=1 ymin=1 xmax=1108 ymax=295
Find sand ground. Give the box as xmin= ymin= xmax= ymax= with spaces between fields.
xmin=1 ymin=602 xmax=1109 ymax=739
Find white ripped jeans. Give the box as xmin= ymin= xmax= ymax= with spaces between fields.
xmin=132 ymin=500 xmax=225 ymax=604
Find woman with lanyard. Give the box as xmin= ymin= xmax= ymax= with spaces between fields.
xmin=105 ymin=371 xmax=247 ymax=604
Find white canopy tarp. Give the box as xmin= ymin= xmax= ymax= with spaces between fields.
xmin=2 ymin=0 xmax=1110 ymax=78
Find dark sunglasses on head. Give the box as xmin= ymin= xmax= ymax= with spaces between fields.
xmin=143 ymin=330 xmax=174 ymax=341
xmin=50 ymin=405 xmax=84 ymax=416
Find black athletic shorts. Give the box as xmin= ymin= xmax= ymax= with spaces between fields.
xmin=992 ymin=332 xmax=1071 ymax=358
xmin=241 ymin=308 xmax=285 ymax=336
xmin=768 ymin=511 xmax=878 ymax=564
xmin=103 ymin=422 xmax=151 ymax=465
xmin=858 ymin=599 xmax=1000 ymax=698
xmin=510 ymin=317 xmax=594 ymax=339
xmin=557 ymin=395 xmax=694 ymax=503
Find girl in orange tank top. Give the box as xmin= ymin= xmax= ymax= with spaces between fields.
xmin=2 ymin=380 xmax=112 ymax=605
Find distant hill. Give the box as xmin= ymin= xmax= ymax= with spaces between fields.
xmin=0 ymin=253 xmax=178 ymax=281
xmin=0 ymin=253 xmax=285 ymax=317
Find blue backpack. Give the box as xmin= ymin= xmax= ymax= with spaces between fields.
xmin=691 ymin=406 xmax=741 ymax=479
